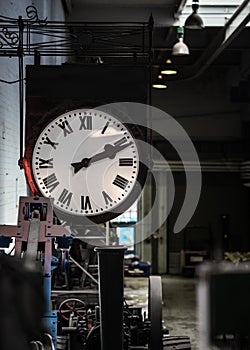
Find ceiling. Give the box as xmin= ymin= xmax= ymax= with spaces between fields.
xmin=62 ymin=0 xmax=250 ymax=83
xmin=68 ymin=0 xmax=182 ymax=25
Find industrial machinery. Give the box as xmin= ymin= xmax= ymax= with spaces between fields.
xmin=0 ymin=196 xmax=191 ymax=350
xmin=197 ymin=262 xmax=250 ymax=350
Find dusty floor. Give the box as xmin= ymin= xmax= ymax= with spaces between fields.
xmin=124 ymin=275 xmax=198 ymax=349
xmin=162 ymin=276 xmax=198 ymax=350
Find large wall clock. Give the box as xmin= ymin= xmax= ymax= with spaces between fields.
xmin=28 ymin=108 xmax=146 ymax=224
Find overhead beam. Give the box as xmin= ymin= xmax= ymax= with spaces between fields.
xmin=223 ymin=0 xmax=250 ymax=43
xmin=174 ymin=0 xmax=188 ymax=20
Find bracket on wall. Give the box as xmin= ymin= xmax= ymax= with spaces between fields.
xmin=0 ymin=6 xmax=152 ymax=59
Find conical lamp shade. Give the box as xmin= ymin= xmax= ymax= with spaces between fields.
xmin=185 ymin=11 xmax=204 ymax=29
xmin=172 ymin=38 xmax=189 ymax=56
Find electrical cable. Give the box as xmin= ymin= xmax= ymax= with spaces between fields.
xmin=0 ymin=78 xmax=25 ymax=84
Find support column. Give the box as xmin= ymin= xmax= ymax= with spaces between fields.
xmin=95 ymin=246 xmax=126 ymax=350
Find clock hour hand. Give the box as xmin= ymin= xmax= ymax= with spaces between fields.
xmin=71 ymin=140 xmax=133 ymax=173
xmin=71 ymin=158 xmax=90 ymax=174
xmin=71 ymin=148 xmax=111 ymax=174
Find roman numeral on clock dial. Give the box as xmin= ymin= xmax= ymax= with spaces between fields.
xmin=42 ymin=173 xmax=59 ymax=192
xmin=119 ymin=158 xmax=133 ymax=166
xmin=43 ymin=137 xmax=59 ymax=149
xmin=114 ymin=136 xmax=131 ymax=147
xmin=58 ymin=188 xmax=73 ymax=206
xmin=79 ymin=115 xmax=93 ymax=130
xmin=101 ymin=121 xmax=109 ymax=134
xmin=113 ymin=174 xmax=129 ymax=190
xmin=38 ymin=158 xmax=53 ymax=168
xmin=58 ymin=120 xmax=73 ymax=137
xmin=102 ymin=191 xmax=113 ymax=205
xmin=81 ymin=196 xmax=92 ymax=210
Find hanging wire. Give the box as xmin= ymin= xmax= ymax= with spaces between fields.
xmin=0 ymin=14 xmax=18 ymax=21
xmin=0 ymin=78 xmax=25 ymax=84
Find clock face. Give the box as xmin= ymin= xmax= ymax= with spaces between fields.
xmin=31 ymin=108 xmax=140 ymax=222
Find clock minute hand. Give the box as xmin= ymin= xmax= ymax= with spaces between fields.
xmin=89 ymin=141 xmax=133 ymax=164
xmin=112 ymin=140 xmax=133 ymax=155
xmin=71 ymin=140 xmax=133 ymax=173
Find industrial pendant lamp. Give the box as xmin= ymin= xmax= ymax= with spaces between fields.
xmin=161 ymin=58 xmax=177 ymax=75
xmin=172 ymin=27 xmax=189 ymax=56
xmin=152 ymin=74 xmax=167 ymax=89
xmin=185 ymin=0 xmax=204 ymax=29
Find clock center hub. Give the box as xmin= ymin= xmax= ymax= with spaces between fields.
xmin=82 ymin=158 xmax=90 ymax=167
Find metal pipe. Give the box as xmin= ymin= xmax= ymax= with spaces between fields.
xmin=51 ymin=290 xmax=98 ymax=295
xmin=69 ymin=256 xmax=98 ymax=285
xmin=18 ymin=15 xmax=24 ymax=169
xmin=105 ymin=222 xmax=110 ymax=246
xmin=95 ymin=246 xmax=127 ymax=350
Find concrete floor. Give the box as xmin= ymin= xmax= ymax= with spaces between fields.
xmin=124 ymin=275 xmax=198 ymax=350
xmin=162 ymin=276 xmax=198 ymax=350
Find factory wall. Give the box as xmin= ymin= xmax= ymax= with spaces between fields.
xmin=152 ymin=66 xmax=247 ymax=141
xmin=150 ymin=62 xmax=250 ymax=272
xmin=168 ymin=172 xmax=250 ymax=253
xmin=0 ymin=0 xmax=65 ymax=225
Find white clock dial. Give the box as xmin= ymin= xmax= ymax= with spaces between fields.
xmin=32 ymin=108 xmax=139 ymax=218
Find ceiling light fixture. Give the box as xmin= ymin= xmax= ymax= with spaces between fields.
xmin=161 ymin=58 xmax=177 ymax=75
xmin=152 ymin=74 xmax=167 ymax=89
xmin=185 ymin=0 xmax=204 ymax=30
xmin=172 ymin=27 xmax=189 ymax=56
